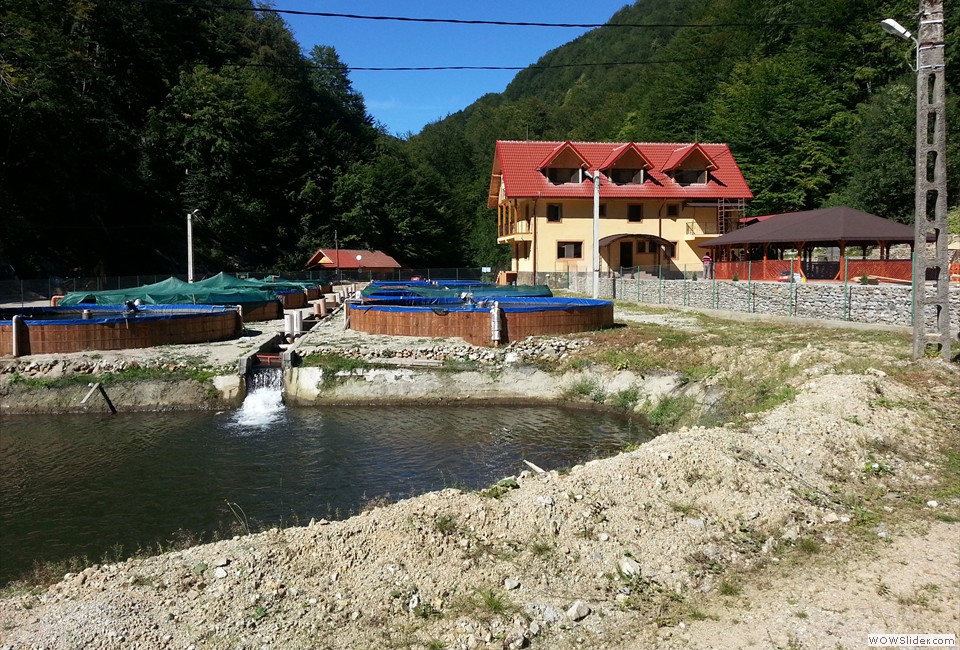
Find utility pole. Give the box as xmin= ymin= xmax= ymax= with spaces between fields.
xmin=911 ymin=0 xmax=951 ymax=361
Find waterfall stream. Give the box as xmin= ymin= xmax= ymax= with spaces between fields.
xmin=231 ymin=366 xmax=285 ymax=429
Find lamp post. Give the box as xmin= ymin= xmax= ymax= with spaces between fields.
xmin=356 ymin=254 xmax=362 ymax=282
xmin=187 ymin=209 xmax=199 ymax=283
xmin=584 ymin=169 xmax=601 ymax=298
xmin=881 ymin=2 xmax=951 ymax=361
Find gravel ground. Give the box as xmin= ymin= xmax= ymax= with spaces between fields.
xmin=1 ymin=306 xmax=957 ymax=649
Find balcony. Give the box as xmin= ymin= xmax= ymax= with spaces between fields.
xmin=685 ymin=220 xmax=719 ymax=239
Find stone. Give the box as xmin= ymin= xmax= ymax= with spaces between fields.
xmin=566 ymin=600 xmax=591 ymax=621
xmin=823 ymin=512 xmax=840 ymax=524
xmin=213 ymin=567 xmax=228 ymax=579
xmin=543 ymin=606 xmax=561 ymax=623
xmin=504 ymin=578 xmax=521 ymax=590
xmin=685 ymin=517 xmax=707 ymax=532
xmin=617 ymin=556 xmax=641 ymax=578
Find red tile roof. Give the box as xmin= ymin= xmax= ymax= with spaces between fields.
xmin=305 ymin=249 xmax=402 ymax=269
xmin=489 ymin=140 xmax=753 ymax=207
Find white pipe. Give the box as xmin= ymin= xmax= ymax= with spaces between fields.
xmin=187 ymin=209 xmax=195 ymax=283
xmin=11 ymin=314 xmax=24 ymax=357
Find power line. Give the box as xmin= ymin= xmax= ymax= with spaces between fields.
xmin=132 ymin=0 xmax=845 ymax=30
xmin=224 ymin=55 xmax=750 ymax=72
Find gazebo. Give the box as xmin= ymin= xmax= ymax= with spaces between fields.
xmin=702 ymin=206 xmax=918 ymax=282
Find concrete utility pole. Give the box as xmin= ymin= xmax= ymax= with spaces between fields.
xmin=911 ymin=0 xmax=951 ymax=361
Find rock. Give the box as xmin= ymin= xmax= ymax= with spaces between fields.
xmin=213 ymin=567 xmax=228 ymax=579
xmin=543 ymin=606 xmax=561 ymax=623
xmin=617 ymin=556 xmax=641 ymax=578
xmin=598 ymin=532 xmax=610 ymax=542
xmin=926 ymin=500 xmax=939 ymax=508
xmin=823 ymin=512 xmax=840 ymax=524
xmin=504 ymin=578 xmax=521 ymax=590
xmin=566 ymin=600 xmax=591 ymax=621
xmin=685 ymin=517 xmax=706 ymax=532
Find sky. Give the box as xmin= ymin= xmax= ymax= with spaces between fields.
xmin=281 ymin=1 xmax=631 ymax=137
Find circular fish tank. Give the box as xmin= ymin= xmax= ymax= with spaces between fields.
xmin=1 ymin=304 xmax=243 ymax=356
xmin=346 ymin=281 xmax=613 ymax=346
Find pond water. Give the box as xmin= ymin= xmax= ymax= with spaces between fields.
xmin=0 ymin=383 xmax=649 ymax=584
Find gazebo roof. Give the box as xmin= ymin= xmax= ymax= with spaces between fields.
xmin=703 ymin=207 xmax=916 ymax=248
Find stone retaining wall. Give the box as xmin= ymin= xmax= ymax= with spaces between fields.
xmin=531 ymin=272 xmax=960 ymax=333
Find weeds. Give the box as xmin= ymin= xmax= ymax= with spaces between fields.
xmin=433 ymin=514 xmax=458 ymax=535
xmin=565 ymin=376 xmax=606 ymax=403
xmin=225 ymin=500 xmax=251 ymax=536
xmin=646 ymin=395 xmax=697 ymax=431
xmin=611 ymin=385 xmax=642 ymax=410
xmin=299 ymin=352 xmax=372 ymax=386
xmin=796 ymin=538 xmax=821 ymax=555
xmin=717 ymin=579 xmax=742 ymax=596
xmin=528 ymin=540 xmax=554 ymax=558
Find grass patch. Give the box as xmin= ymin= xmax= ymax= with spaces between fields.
xmin=611 ymin=385 xmax=642 ymax=410
xmin=717 ymin=579 xmax=742 ymax=596
xmin=433 ymin=514 xmax=458 ymax=535
xmin=6 ymin=364 xmax=218 ymax=390
xmin=565 ymin=376 xmax=606 ymax=403
xmin=299 ymin=352 xmax=372 ymax=385
xmin=528 ymin=540 xmax=554 ymax=558
xmin=796 ymin=538 xmax=821 ymax=555
xmin=646 ymin=395 xmax=697 ymax=431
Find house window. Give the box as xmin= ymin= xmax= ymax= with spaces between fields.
xmin=598 ymin=203 xmax=607 ymax=217
xmin=666 ymin=203 xmax=680 ymax=218
xmin=627 ymin=204 xmax=644 ymax=222
xmin=664 ymin=241 xmax=677 ymax=259
xmin=557 ymin=241 xmax=583 ymax=259
xmin=546 ymin=204 xmax=562 ymax=222
xmin=546 ymin=168 xmax=580 ymax=184
xmin=611 ymin=168 xmax=644 ymax=184
xmin=636 ymin=240 xmax=649 ymax=254
xmin=674 ymin=169 xmax=707 ymax=186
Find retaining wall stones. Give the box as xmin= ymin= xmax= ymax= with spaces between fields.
xmin=534 ymin=272 xmax=960 ymax=333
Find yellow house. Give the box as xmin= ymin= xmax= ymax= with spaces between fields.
xmin=488 ymin=140 xmax=753 ymax=280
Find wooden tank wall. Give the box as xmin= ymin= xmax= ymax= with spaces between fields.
xmin=347 ymin=303 xmax=614 ymax=347
xmin=0 ymin=311 xmax=242 ymax=356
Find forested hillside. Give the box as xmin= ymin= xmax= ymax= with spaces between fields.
xmin=1 ymin=0 xmax=463 ymax=278
xmin=2 ymin=0 xmax=957 ymax=277
xmin=408 ymin=0 xmax=959 ymax=267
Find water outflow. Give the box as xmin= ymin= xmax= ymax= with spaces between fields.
xmin=232 ymin=366 xmax=285 ymax=429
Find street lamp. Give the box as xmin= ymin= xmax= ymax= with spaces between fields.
xmin=583 ymin=169 xmax=601 ymax=298
xmin=187 ymin=208 xmax=199 ymax=283
xmin=355 ymin=254 xmax=362 ymax=281
xmin=880 ymin=18 xmax=919 ymax=70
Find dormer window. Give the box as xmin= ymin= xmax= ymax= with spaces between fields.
xmin=610 ymin=168 xmax=645 ymax=185
xmin=673 ymin=169 xmax=707 ymax=186
xmin=546 ymin=167 xmax=583 ymax=184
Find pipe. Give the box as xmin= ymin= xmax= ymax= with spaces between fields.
xmin=490 ymin=300 xmax=502 ymax=346
xmin=11 ymin=314 xmax=24 ymax=357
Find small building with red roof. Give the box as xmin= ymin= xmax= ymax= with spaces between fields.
xmin=305 ymin=248 xmax=402 ymax=275
xmin=488 ymin=140 xmax=753 ymax=280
